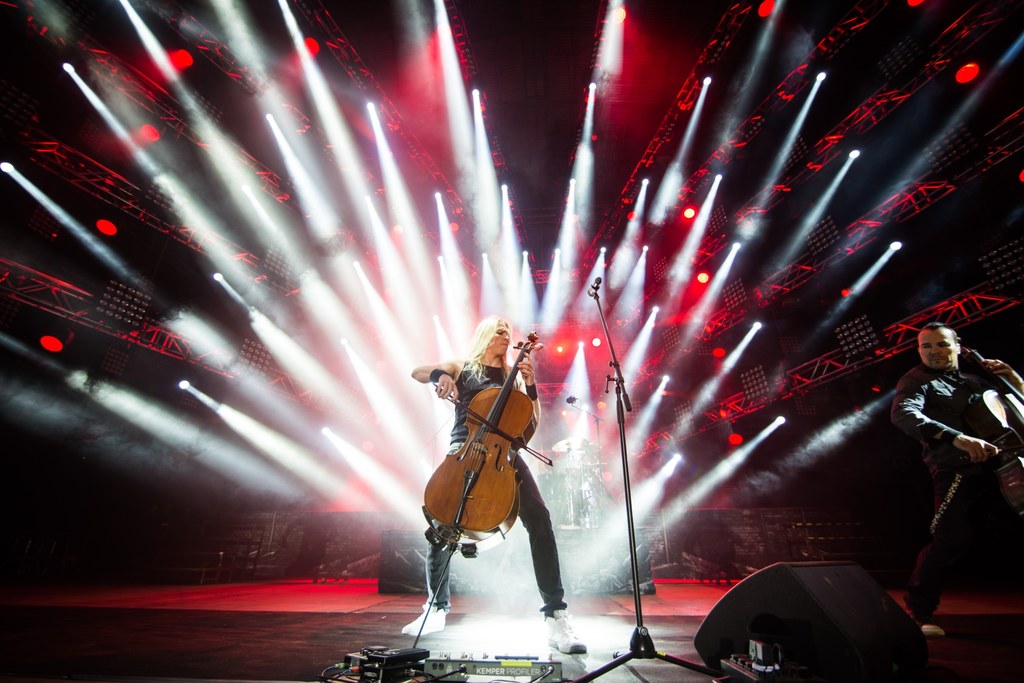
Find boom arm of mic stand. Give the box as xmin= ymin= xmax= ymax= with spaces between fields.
xmin=569 ymin=402 xmax=604 ymax=423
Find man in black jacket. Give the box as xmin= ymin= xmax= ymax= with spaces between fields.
xmin=891 ymin=322 xmax=1023 ymax=637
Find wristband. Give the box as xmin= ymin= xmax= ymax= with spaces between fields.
xmin=429 ymin=369 xmax=451 ymax=384
xmin=525 ymin=384 xmax=538 ymax=400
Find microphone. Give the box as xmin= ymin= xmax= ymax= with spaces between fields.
xmin=566 ymin=396 xmax=577 ymax=405
xmin=587 ymin=276 xmax=602 ymax=298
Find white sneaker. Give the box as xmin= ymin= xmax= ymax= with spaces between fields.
xmin=401 ymin=604 xmax=447 ymax=635
xmin=546 ymin=609 xmax=587 ymax=654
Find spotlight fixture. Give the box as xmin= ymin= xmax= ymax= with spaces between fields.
xmin=979 ymin=238 xmax=1023 ymax=289
xmin=740 ymin=365 xmax=770 ymax=404
xmin=673 ymin=402 xmax=694 ymax=432
xmin=834 ymin=314 xmax=881 ymax=360
xmin=807 ymin=216 xmax=840 ymax=256
xmin=96 ymin=280 xmax=152 ymax=330
xmin=877 ymin=36 xmax=922 ymax=81
xmin=923 ymin=123 xmax=977 ymax=174
xmin=723 ymin=279 xmax=747 ymax=310
xmin=238 ymin=339 xmax=274 ymax=374
xmin=99 ymin=344 xmax=132 ymax=377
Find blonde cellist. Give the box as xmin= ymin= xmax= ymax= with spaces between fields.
xmin=405 ymin=315 xmax=586 ymax=655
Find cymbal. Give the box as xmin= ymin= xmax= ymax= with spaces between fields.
xmin=551 ymin=437 xmax=593 ymax=453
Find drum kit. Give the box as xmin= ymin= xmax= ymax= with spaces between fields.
xmin=543 ymin=437 xmax=609 ymax=529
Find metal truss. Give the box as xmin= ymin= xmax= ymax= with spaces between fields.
xmin=299 ymin=0 xmax=481 ymax=276
xmin=596 ymin=0 xmax=889 ymax=318
xmin=755 ymin=104 xmax=1024 ymax=308
xmin=734 ymin=0 xmax=1011 ymax=224
xmin=0 ymin=257 xmax=94 ymax=321
xmin=146 ymin=0 xmax=383 ymax=199
xmin=675 ymin=0 xmax=888 ymax=213
xmin=684 ymin=0 xmax=1009 ymax=267
xmin=148 ymin=2 xmax=271 ymax=97
xmin=583 ymin=1 xmax=754 ymax=266
xmin=16 ymin=128 xmax=303 ymax=294
xmin=0 ymin=257 xmax=323 ymax=408
xmin=19 ymin=9 xmax=308 ymax=219
xmin=685 ymin=0 xmax=1020 ymax=335
xmin=681 ymin=283 xmax=1021 ymax=438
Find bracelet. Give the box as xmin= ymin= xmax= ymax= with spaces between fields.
xmin=429 ymin=369 xmax=452 ymax=384
xmin=525 ymin=384 xmax=538 ymax=400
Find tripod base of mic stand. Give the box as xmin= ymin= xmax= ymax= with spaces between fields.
xmin=573 ymin=626 xmax=719 ymax=682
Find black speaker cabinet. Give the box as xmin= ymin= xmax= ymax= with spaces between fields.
xmin=693 ymin=561 xmax=927 ymax=683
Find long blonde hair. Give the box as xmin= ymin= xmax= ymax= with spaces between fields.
xmin=462 ymin=315 xmax=524 ymax=390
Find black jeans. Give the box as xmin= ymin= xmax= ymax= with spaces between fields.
xmin=906 ymin=468 xmax=1009 ymax=619
xmin=424 ymin=451 xmax=568 ymax=616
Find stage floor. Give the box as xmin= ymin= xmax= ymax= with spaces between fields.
xmin=1 ymin=577 xmax=1022 ymax=682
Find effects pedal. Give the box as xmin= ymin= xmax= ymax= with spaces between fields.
xmin=344 ymin=646 xmax=430 ymax=683
xmin=718 ymin=655 xmax=827 ymax=682
xmin=425 ymin=653 xmax=562 ymax=680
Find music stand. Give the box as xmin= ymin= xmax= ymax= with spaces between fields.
xmin=573 ymin=277 xmax=718 ymax=682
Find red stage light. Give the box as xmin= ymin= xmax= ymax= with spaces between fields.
xmin=955 ymin=62 xmax=980 ymax=84
xmin=591 ymin=337 xmax=601 ymax=347
xmin=95 ymin=219 xmax=118 ymax=236
xmin=906 ymin=0 xmax=925 ymax=6
xmin=728 ymin=433 xmax=744 ymax=446
xmin=696 ymin=272 xmax=710 ymax=284
xmin=757 ymin=1 xmax=775 ymax=18
xmin=556 ymin=345 xmax=565 ymax=354
xmin=305 ymin=37 xmax=320 ymax=55
xmin=169 ymin=49 xmax=193 ymax=70
xmin=626 ymin=211 xmax=636 ymax=221
xmin=39 ymin=335 xmax=64 ymax=352
xmin=139 ymin=124 xmax=160 ymax=142
xmin=1019 ymin=168 xmax=1024 ymax=183
xmin=712 ymin=347 xmax=726 ymax=359
xmin=682 ymin=206 xmax=697 ymax=219
xmin=449 ymin=221 xmax=459 ymax=232
xmin=840 ymin=288 xmax=851 ymax=297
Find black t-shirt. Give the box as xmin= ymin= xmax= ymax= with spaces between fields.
xmin=450 ymin=364 xmax=506 ymax=445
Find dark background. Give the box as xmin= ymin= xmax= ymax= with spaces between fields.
xmin=1 ymin=0 xmax=1022 ymax=582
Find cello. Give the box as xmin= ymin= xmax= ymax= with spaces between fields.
xmin=422 ymin=332 xmax=541 ymax=546
xmin=962 ymin=346 xmax=1024 ymax=517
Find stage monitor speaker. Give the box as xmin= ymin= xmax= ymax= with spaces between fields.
xmin=693 ymin=561 xmax=927 ymax=683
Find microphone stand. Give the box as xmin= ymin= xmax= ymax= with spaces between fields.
xmin=574 ymin=278 xmax=717 ymax=682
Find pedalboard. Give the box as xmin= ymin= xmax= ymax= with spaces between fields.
xmin=425 ymin=654 xmax=562 ymax=680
